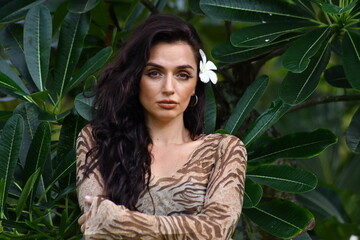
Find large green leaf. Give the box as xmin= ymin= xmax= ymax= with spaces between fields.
xmin=282 ymin=27 xmax=330 ymax=73
xmin=346 ymin=108 xmax=360 ymax=153
xmin=342 ymin=31 xmax=360 ymax=90
xmin=24 ymin=4 xmax=52 ymax=92
xmin=243 ymin=199 xmax=315 ymax=239
xmin=243 ymin=178 xmax=263 ymax=208
xmin=213 ymin=33 xmax=300 ymax=63
xmin=322 ymin=0 xmax=358 ymax=14
xmin=0 ymin=57 xmax=28 ymax=94
xmin=68 ymin=0 xmax=100 ymax=13
xmin=242 ymin=99 xmax=291 ymax=146
xmin=231 ymin=22 xmax=315 ymax=47
xmin=248 ymin=129 xmax=338 ymax=166
xmin=54 ymin=113 xmax=87 ymax=168
xmin=324 ymin=65 xmax=352 ymax=88
xmin=204 ymin=84 xmax=216 ymax=134
xmin=247 ymin=165 xmax=317 ymax=193
xmin=65 ymin=46 xmax=113 ymax=94
xmin=0 ymin=0 xmax=46 ymax=24
xmin=224 ymin=75 xmax=268 ymax=135
xmin=296 ymin=188 xmax=345 ymax=223
xmin=0 ymin=178 xmax=4 ymax=218
xmin=13 ymin=102 xmax=42 ymax=166
xmin=0 ymin=114 xmax=24 ymax=217
xmin=15 ymin=168 xmax=41 ymax=221
xmin=49 ymin=12 xmax=90 ymax=101
xmin=280 ymin=42 xmax=331 ymax=105
xmin=42 ymin=149 xmax=76 ymax=198
xmin=74 ymin=92 xmax=94 ymax=121
xmin=199 ymin=0 xmax=311 ymax=22
xmin=0 ymin=24 xmax=33 ymax=87
xmin=23 ymin=121 xmax=51 ymax=203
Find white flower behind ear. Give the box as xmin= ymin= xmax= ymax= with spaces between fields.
xmin=199 ymin=49 xmax=218 ymax=84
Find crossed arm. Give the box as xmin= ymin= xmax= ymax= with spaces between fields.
xmin=76 ymin=128 xmax=247 ymax=240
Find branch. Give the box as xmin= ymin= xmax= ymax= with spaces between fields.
xmin=289 ymin=94 xmax=360 ymax=112
xmin=140 ymin=0 xmax=159 ymax=14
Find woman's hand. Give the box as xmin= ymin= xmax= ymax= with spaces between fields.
xmin=78 ymin=196 xmax=129 ymax=239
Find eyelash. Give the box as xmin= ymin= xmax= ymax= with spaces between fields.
xmin=146 ymin=70 xmax=192 ymax=80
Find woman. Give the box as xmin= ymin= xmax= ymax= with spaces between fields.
xmin=76 ymin=14 xmax=247 ymax=239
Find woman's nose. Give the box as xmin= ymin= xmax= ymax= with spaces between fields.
xmin=162 ymin=74 xmax=175 ymax=95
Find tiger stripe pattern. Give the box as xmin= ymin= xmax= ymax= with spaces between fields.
xmin=76 ymin=126 xmax=247 ymax=239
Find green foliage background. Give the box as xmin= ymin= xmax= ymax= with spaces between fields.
xmin=0 ymin=0 xmax=359 ymax=239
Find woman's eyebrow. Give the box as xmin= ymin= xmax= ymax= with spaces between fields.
xmin=145 ymin=62 xmax=194 ymax=70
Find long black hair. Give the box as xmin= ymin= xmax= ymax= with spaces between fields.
xmin=84 ymin=14 xmax=206 ymax=210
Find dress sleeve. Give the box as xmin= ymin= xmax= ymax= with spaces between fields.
xmin=81 ymin=135 xmax=247 ymax=240
xmin=76 ymin=125 xmax=105 ymax=213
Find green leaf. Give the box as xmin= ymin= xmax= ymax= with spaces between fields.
xmin=46 ymin=149 xmax=76 ymax=192
xmin=23 ymin=121 xmax=51 ymax=204
xmin=199 ymin=0 xmax=311 ymax=22
xmin=280 ymin=41 xmax=331 ymax=104
xmin=0 ymin=24 xmax=33 ymax=87
xmin=346 ymin=108 xmax=360 ymax=153
xmin=243 ymin=199 xmax=315 ymax=239
xmin=230 ymin=22 xmax=315 ymax=47
xmin=225 ymin=75 xmax=268 ymax=135
xmin=49 ymin=12 xmax=90 ymax=101
xmin=324 ymin=65 xmax=352 ymax=88
xmin=342 ymin=31 xmax=360 ymax=90
xmin=204 ymin=84 xmax=216 ymax=134
xmin=248 ymin=129 xmax=338 ymax=166
xmin=282 ymin=27 xmax=330 ymax=73
xmin=322 ymin=3 xmax=342 ymax=13
xmin=13 ymin=102 xmax=42 ymax=167
xmin=24 ymin=4 xmax=52 ymax=91
xmin=247 ymin=165 xmax=318 ymax=193
xmin=0 ymin=57 xmax=28 ymax=94
xmin=243 ymin=178 xmax=263 ymax=208
xmin=0 ymin=178 xmax=4 ymax=218
xmin=0 ymin=111 xmax=12 ymax=121
xmin=68 ymin=0 xmax=100 ymax=13
xmin=242 ymin=99 xmax=291 ymax=146
xmin=294 ymin=0 xmax=315 ymax=15
xmin=54 ymin=113 xmax=87 ymax=168
xmin=322 ymin=0 xmax=358 ymax=14
xmin=291 ymin=232 xmax=312 ymax=240
xmin=213 ymin=33 xmax=300 ymax=63
xmin=74 ymin=92 xmax=94 ymax=121
xmin=0 ymin=0 xmax=46 ymax=24
xmin=296 ymin=188 xmax=345 ymax=223
xmin=189 ymin=0 xmax=203 ymax=14
xmin=65 ymin=46 xmax=113 ymax=93
xmin=16 ymin=168 xmax=41 ymax=221
xmin=0 ymin=114 xmax=24 ymax=217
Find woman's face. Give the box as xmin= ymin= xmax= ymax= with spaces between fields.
xmin=139 ymin=41 xmax=198 ymax=124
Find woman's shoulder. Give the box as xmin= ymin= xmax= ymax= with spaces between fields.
xmin=202 ymin=133 xmax=244 ymax=145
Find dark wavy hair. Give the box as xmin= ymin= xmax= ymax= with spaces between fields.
xmin=84 ymin=14 xmax=206 ymax=210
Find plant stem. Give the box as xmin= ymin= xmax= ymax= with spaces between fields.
xmin=289 ymin=94 xmax=360 ymax=112
xmin=140 ymin=0 xmax=159 ymax=14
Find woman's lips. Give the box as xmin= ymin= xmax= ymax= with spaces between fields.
xmin=157 ymin=100 xmax=178 ymax=109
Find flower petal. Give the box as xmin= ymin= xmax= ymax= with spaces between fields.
xmin=199 ymin=49 xmax=206 ymax=62
xmin=199 ymin=72 xmax=210 ymax=83
xmin=205 ymin=60 xmax=217 ymax=70
xmin=207 ymin=70 xmax=218 ymax=84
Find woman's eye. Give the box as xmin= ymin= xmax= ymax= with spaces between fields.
xmin=147 ymin=71 xmax=161 ymax=78
xmin=177 ymin=72 xmax=191 ymax=80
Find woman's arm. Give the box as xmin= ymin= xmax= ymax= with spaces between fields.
xmin=76 ymin=125 xmax=105 ymax=213
xmin=78 ymin=134 xmax=247 ymax=240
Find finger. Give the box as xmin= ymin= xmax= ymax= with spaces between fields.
xmin=81 ymin=223 xmax=85 ymax=233
xmin=78 ymin=214 xmax=86 ymax=225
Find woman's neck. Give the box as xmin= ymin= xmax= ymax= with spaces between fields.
xmin=147 ymin=118 xmax=191 ymax=145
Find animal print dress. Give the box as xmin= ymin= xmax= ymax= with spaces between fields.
xmin=76 ymin=126 xmax=247 ymax=239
